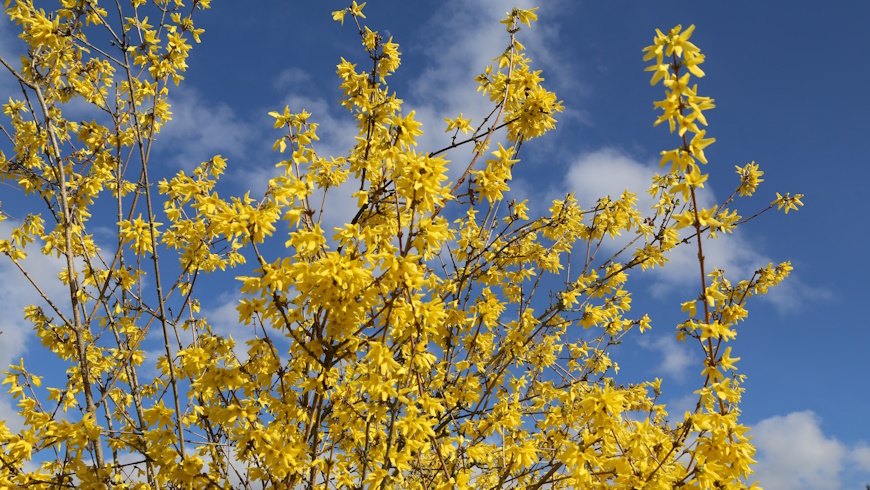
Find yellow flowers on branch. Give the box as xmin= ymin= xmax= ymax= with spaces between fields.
xmin=0 ymin=3 xmax=801 ymax=489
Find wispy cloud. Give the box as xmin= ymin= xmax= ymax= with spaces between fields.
xmin=0 ymin=219 xmax=75 ymax=435
xmin=160 ymin=85 xmax=254 ymax=171
xmin=0 ymin=221 xmax=70 ymax=368
xmin=750 ymin=411 xmax=870 ymax=490
xmin=851 ymin=444 xmax=870 ymax=471
xmin=402 ymin=0 xmax=566 ymax=176
xmin=198 ymin=290 xmax=257 ymax=361
xmin=0 ymin=399 xmax=24 ymax=435
xmin=256 ymin=1 xmax=575 ymax=236
xmin=637 ymin=334 xmax=698 ymax=383
xmin=664 ymin=393 xmax=698 ymax=421
xmin=558 ymin=148 xmax=825 ymax=311
xmin=265 ymin=92 xmax=367 ymax=234
xmin=272 ymin=67 xmax=315 ymax=93
xmin=197 ymin=289 xmax=295 ymax=363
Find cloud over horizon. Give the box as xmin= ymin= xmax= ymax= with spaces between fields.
xmin=750 ymin=411 xmax=870 ymax=490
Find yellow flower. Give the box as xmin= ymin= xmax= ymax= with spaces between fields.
xmin=444 ymin=113 xmax=473 ymax=134
xmin=773 ymin=192 xmax=804 ymax=214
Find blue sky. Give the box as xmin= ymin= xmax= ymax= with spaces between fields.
xmin=1 ymin=2 xmax=869 ymax=489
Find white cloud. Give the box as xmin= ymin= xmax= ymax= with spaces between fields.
xmin=562 ymin=147 xmax=660 ymax=211
xmin=750 ymin=411 xmax=870 ymax=490
xmin=160 ymin=86 xmax=254 ymax=171
xmin=261 ymin=92 xmax=368 ymax=235
xmin=198 ymin=290 xmax=295 ymax=363
xmin=0 ymin=219 xmax=77 ymax=437
xmin=273 ymin=94 xmax=358 ymax=159
xmin=401 ymin=0 xmax=563 ymax=178
xmin=637 ymin=334 xmax=697 ymax=383
xmin=0 ymin=398 xmax=25 ymax=435
xmin=0 ymin=221 xmax=71 ymax=369
xmin=199 ymin=291 xmax=255 ymax=361
xmin=272 ymin=67 xmax=314 ymax=92
xmin=761 ymin=272 xmax=833 ymax=312
xmin=851 ymin=444 xmax=870 ymax=470
xmin=665 ymin=393 xmax=698 ymax=421
xmin=559 ymin=148 xmax=823 ymax=311
xmin=260 ymin=1 xmax=576 ymax=233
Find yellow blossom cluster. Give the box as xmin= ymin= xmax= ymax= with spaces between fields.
xmin=0 ymin=3 xmax=801 ymax=489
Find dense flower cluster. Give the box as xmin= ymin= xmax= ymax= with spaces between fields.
xmin=0 ymin=2 xmax=799 ymax=488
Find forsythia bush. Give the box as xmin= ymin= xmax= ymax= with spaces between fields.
xmin=0 ymin=1 xmax=802 ymax=488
